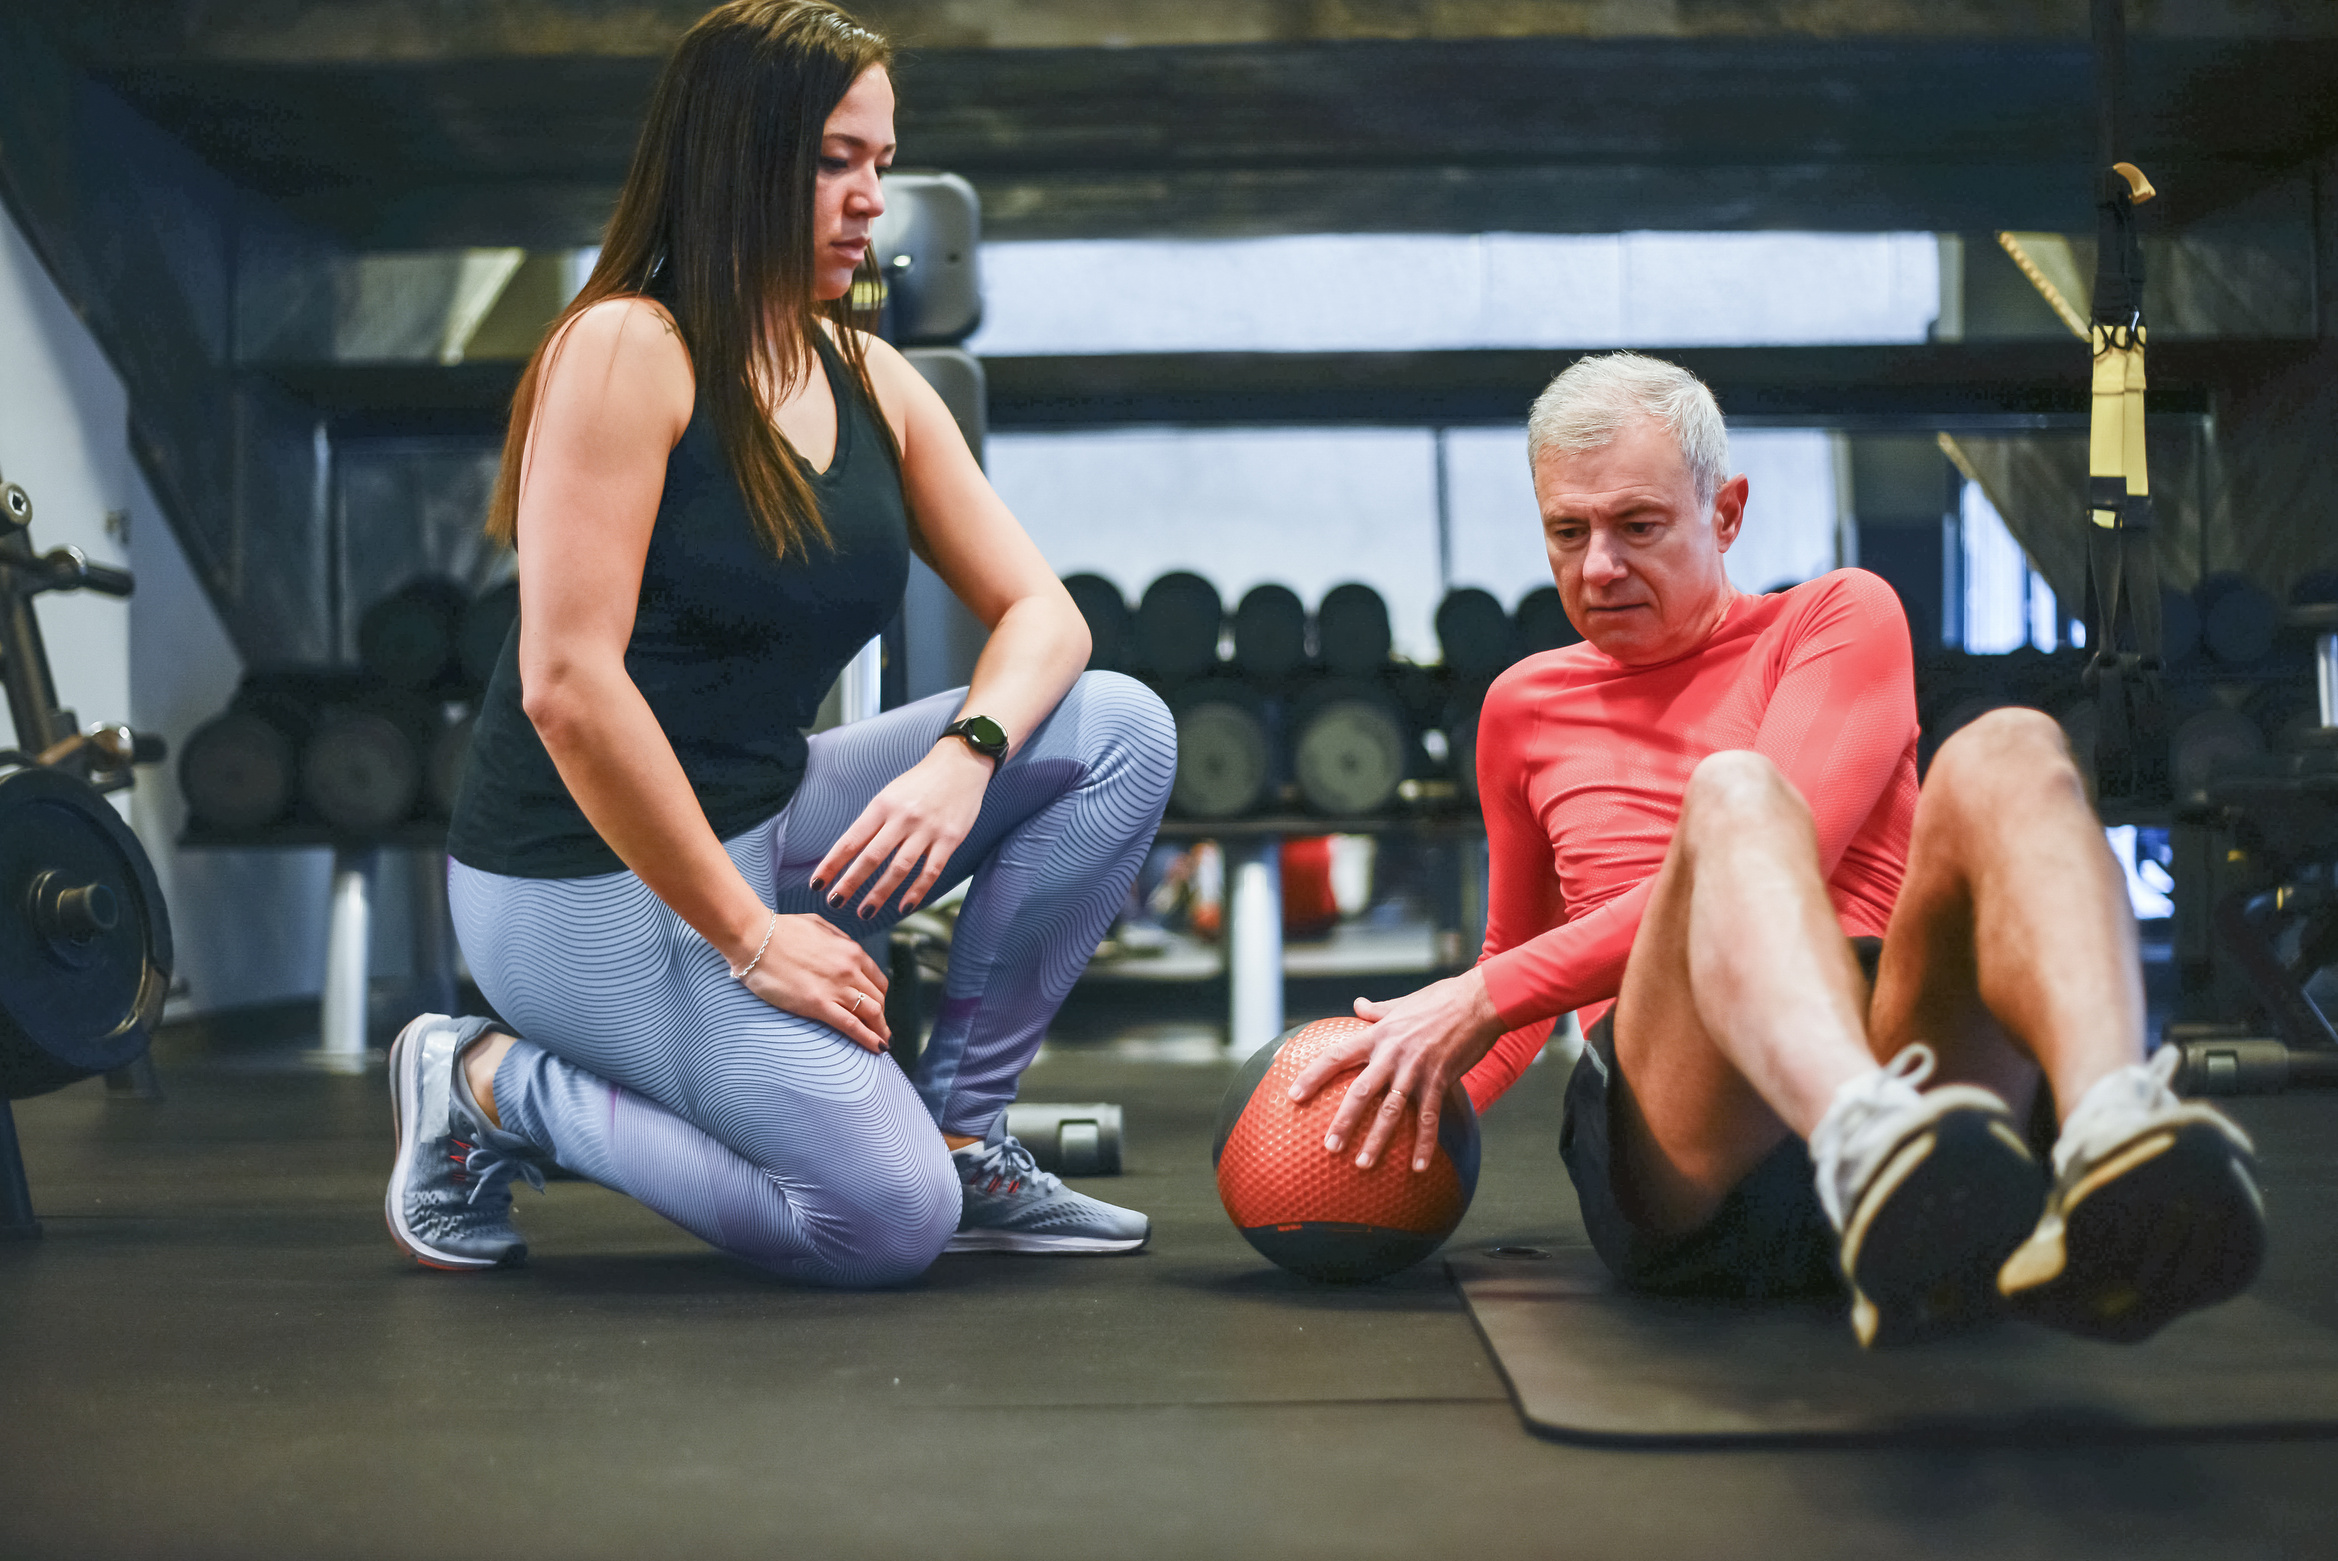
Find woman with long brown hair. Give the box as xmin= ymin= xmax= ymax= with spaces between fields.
xmin=383 ymin=0 xmax=1174 ymax=1285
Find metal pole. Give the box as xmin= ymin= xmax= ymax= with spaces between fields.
xmin=319 ymin=846 xmax=375 ymax=1072
xmin=1227 ymin=836 xmax=1283 ymax=1059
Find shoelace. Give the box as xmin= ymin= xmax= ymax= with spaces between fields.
xmin=2050 ymin=1044 xmax=2214 ymax=1177
xmin=1809 ymin=1043 xmax=1938 ymax=1231
xmin=961 ymin=1135 xmax=1056 ymax=1199
xmin=448 ymin=1136 xmax=548 ymax=1207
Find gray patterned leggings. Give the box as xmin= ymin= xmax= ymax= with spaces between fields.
xmin=447 ymin=673 xmax=1175 ymax=1287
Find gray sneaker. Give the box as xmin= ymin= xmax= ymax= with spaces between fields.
xmin=385 ymin=1013 xmax=546 ymax=1271
xmin=945 ymin=1126 xmax=1149 ymax=1254
xmin=1999 ymin=1046 xmax=2266 ymax=1342
xmin=1810 ymin=1043 xmax=2044 ymax=1348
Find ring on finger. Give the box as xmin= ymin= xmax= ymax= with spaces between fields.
xmin=848 ymin=991 xmax=865 ymax=1014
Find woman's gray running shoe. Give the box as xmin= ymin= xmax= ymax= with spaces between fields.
xmin=1999 ymin=1046 xmax=2266 ymax=1343
xmin=946 ymin=1126 xmax=1149 ymax=1254
xmin=385 ymin=1013 xmax=546 ymax=1271
xmin=1811 ymin=1043 xmax=2045 ymax=1348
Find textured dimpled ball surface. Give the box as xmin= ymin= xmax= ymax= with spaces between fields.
xmin=1217 ymin=1017 xmax=1468 ymax=1235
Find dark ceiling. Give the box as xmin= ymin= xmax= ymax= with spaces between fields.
xmin=43 ymin=27 xmax=2338 ymax=245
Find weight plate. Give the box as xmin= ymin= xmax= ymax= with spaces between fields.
xmin=1233 ymin=584 xmax=1308 ymax=680
xmin=1515 ymin=586 xmax=1582 ymax=654
xmin=1138 ymin=572 xmax=1224 ymax=682
xmin=1436 ymin=587 xmax=1516 ymax=678
xmin=1294 ymin=697 xmax=1408 ymax=817
xmin=0 ymin=767 xmax=172 ymax=1097
xmin=1317 ymin=584 xmax=1391 ymax=678
xmin=1172 ymin=700 xmax=1272 ymax=820
xmin=1062 ymin=574 xmax=1133 ymax=673
xmin=302 ymin=710 xmax=421 ymax=833
xmin=359 ymin=577 xmax=468 ymax=689
xmin=179 ymin=710 xmax=295 ymax=831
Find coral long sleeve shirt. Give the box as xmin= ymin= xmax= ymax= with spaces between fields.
xmin=1460 ymin=569 xmax=1920 ymax=1111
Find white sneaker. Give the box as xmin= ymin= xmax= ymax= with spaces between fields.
xmin=1999 ymin=1047 xmax=2266 ymax=1342
xmin=1811 ymin=1044 xmax=2044 ymax=1348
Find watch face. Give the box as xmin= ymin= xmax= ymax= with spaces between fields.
xmin=961 ymin=715 xmax=1007 ymax=753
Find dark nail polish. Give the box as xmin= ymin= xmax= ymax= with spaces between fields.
xmin=809 ymin=878 xmax=825 ymax=892
xmin=828 ymin=894 xmax=843 ymax=908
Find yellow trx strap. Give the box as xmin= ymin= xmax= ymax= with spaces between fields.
xmin=2089 ymin=164 xmax=2156 ymax=534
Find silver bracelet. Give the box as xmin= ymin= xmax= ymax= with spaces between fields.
xmin=730 ymin=910 xmax=778 ymax=982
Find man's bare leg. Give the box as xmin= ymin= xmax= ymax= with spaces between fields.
xmin=1874 ymin=709 xmax=2267 ymax=1340
xmin=1866 ymin=708 xmax=2140 ymax=1121
xmin=1610 ymin=748 xmax=2044 ymax=1346
xmin=1610 ymin=749 xmax=1876 ymax=1235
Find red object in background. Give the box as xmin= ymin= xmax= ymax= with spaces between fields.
xmin=1281 ymin=835 xmax=1339 ymax=939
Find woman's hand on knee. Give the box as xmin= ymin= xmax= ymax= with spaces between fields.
xmin=1287 ymin=970 xmax=1504 ymax=1173
xmin=739 ymin=914 xmax=892 ymax=1052
xmin=812 ymin=740 xmax=993 ymax=918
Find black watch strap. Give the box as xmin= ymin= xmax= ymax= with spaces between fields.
xmin=943 ymin=715 xmax=1008 ymax=762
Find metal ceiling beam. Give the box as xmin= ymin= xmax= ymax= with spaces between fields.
xmin=29 ymin=0 xmax=2338 ymax=65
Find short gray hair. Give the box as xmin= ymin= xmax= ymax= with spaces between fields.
xmin=1525 ymin=352 xmax=1729 ymax=510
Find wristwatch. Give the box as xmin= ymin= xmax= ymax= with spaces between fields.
xmin=943 ymin=715 xmax=1008 ymax=763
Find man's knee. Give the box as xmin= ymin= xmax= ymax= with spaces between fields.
xmin=1681 ymin=749 xmax=1807 ymax=838
xmin=1928 ymin=707 xmax=2080 ymax=804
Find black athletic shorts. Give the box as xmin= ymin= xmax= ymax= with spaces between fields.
xmin=1557 ymin=937 xmax=1886 ymax=1301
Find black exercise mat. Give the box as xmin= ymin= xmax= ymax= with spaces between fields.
xmin=1449 ymin=1247 xmax=2338 ymax=1447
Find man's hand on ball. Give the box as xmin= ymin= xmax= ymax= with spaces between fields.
xmin=812 ymin=737 xmax=994 ymax=918
xmin=736 ymin=913 xmax=892 ymax=1053
xmin=1286 ymin=969 xmax=1504 ymax=1174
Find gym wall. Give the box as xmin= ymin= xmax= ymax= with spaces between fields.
xmin=0 ymin=200 xmax=413 ymax=1021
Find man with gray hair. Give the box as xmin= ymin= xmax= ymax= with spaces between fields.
xmin=1290 ymin=351 xmax=2264 ymax=1347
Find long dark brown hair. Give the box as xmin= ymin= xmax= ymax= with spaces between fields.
xmin=487 ymin=0 xmax=896 ymax=558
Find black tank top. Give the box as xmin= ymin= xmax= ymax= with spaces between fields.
xmin=448 ymin=331 xmax=910 ymax=878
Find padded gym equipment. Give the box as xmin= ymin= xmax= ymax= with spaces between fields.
xmin=1316 ymin=583 xmax=1391 ymax=678
xmin=357 ymin=575 xmax=468 ymax=691
xmin=1003 ymin=1102 xmax=1124 ymax=1177
xmin=0 ymin=766 xmax=173 ymax=1100
xmin=302 ymin=696 xmax=433 ymax=833
xmin=1062 ymin=573 xmax=1133 ymax=674
xmin=1233 ymin=584 xmax=1309 ymax=681
xmin=1137 ymin=572 xmax=1224 ymax=682
xmin=178 ymin=708 xmax=296 ymax=831
xmin=871 ymin=172 xmax=982 ymax=345
xmin=1450 ymin=1246 xmax=2338 ymax=1446
xmin=1291 ymin=681 xmax=1409 ymax=816
xmin=1215 ymin=1017 xmax=1479 ymax=1283
xmin=1169 ymin=681 xmax=1274 ymax=820
xmin=2198 ymin=574 xmax=2279 ymax=668
xmin=1514 ymin=586 xmax=1583 ymax=654
xmin=1435 ymin=588 xmax=1517 ymax=680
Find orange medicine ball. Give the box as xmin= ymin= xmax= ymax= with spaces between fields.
xmin=1214 ymin=1017 xmax=1480 ymax=1282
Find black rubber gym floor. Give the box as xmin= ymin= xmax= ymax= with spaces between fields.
xmin=5 ymin=1021 xmax=2338 ymax=1561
